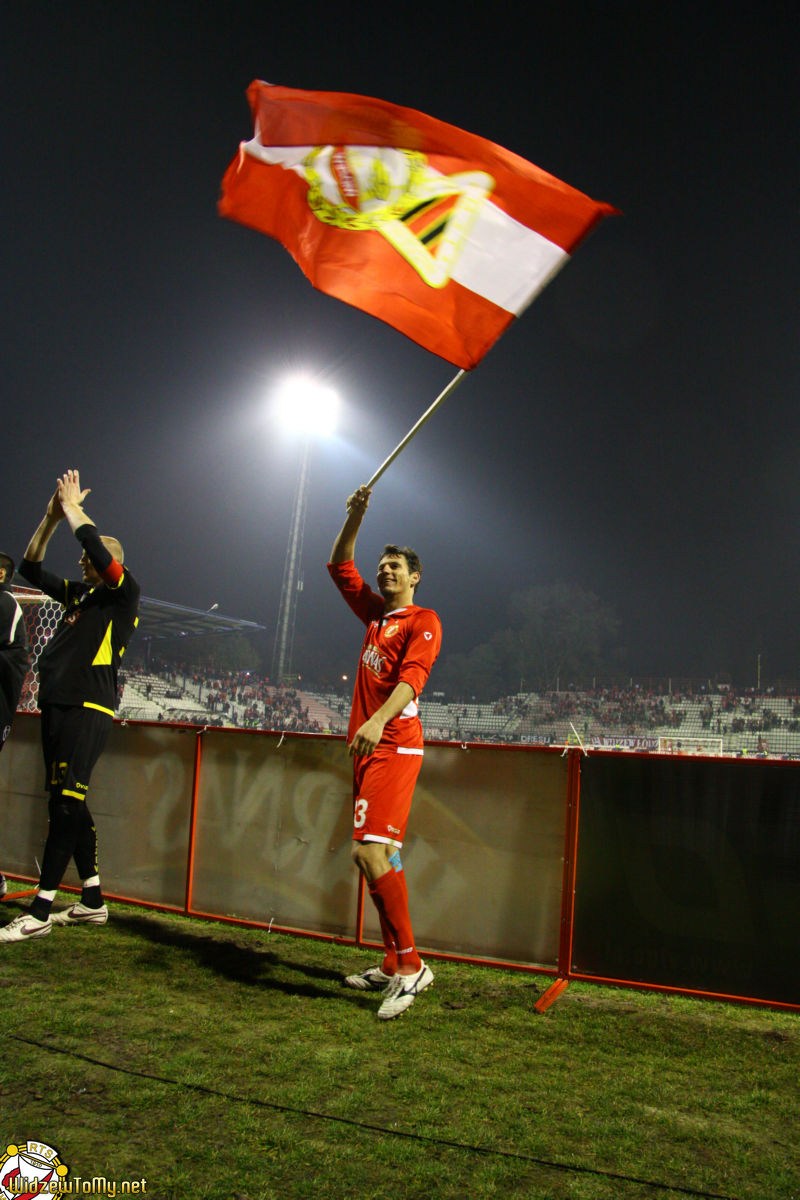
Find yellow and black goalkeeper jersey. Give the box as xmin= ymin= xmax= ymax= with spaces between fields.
xmin=19 ymin=525 xmax=140 ymax=716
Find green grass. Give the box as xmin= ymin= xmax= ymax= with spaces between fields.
xmin=0 ymin=897 xmax=797 ymax=1200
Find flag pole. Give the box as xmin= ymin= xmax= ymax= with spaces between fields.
xmin=366 ymin=369 xmax=467 ymax=488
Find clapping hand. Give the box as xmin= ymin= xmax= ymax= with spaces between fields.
xmin=57 ymin=469 xmax=91 ymax=510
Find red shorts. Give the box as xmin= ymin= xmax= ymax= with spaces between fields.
xmin=352 ymin=746 xmax=424 ymax=847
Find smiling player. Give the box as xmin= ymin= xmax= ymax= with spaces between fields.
xmin=329 ymin=485 xmax=442 ymax=1019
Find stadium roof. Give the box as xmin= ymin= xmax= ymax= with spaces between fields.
xmin=137 ymin=596 xmax=267 ymax=641
xmin=13 ymin=584 xmax=266 ymax=642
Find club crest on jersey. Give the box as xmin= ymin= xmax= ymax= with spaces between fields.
xmin=361 ymin=644 xmax=386 ymax=677
xmin=383 ymin=623 xmax=399 ymax=639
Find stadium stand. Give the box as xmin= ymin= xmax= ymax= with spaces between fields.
xmin=119 ymin=673 xmax=209 ymax=723
xmin=14 ymin=586 xmax=797 ymax=755
xmin=113 ymin=671 xmax=800 ymax=757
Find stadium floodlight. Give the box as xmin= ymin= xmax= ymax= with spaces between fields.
xmin=274 ymin=374 xmax=339 ymax=438
xmin=271 ymin=374 xmax=339 ymax=684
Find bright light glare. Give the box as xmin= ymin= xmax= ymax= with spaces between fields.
xmin=274 ymin=375 xmax=339 ymax=438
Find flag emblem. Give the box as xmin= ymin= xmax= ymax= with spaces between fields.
xmin=302 ymin=145 xmax=494 ymax=288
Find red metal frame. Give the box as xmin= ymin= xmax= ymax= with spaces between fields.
xmin=535 ymin=747 xmax=582 ymax=1012
xmin=4 ymin=722 xmax=798 ymax=1012
xmin=534 ymin=746 xmax=800 ymax=1014
xmin=560 ymin=970 xmax=800 ymax=1013
xmin=183 ymin=726 xmax=205 ymax=915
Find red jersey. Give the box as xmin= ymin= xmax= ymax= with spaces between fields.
xmin=328 ymin=559 xmax=442 ymax=749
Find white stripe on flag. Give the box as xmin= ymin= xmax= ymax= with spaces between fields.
xmin=450 ymin=203 xmax=567 ymax=314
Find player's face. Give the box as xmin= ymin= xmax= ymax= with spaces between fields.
xmin=376 ymin=553 xmax=419 ymax=603
xmin=78 ymin=551 xmax=101 ymax=586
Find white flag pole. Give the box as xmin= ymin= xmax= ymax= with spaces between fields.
xmin=366 ymin=368 xmax=467 ymax=488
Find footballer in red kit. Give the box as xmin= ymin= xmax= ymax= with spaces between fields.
xmin=329 ymin=486 xmax=441 ymax=1019
xmin=328 ymin=558 xmax=441 ymax=845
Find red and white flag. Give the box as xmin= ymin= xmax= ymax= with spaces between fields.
xmin=219 ymin=83 xmax=617 ymax=369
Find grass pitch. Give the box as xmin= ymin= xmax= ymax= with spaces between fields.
xmin=0 ymin=897 xmax=797 ymax=1199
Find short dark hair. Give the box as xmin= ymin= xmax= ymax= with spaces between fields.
xmin=0 ymin=552 xmax=15 ymax=581
xmin=381 ymin=544 xmax=422 ymax=591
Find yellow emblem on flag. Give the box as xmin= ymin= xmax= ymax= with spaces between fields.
xmin=303 ymin=146 xmax=494 ymax=288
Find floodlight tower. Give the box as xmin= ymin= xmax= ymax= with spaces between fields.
xmin=271 ymin=375 xmax=338 ymax=684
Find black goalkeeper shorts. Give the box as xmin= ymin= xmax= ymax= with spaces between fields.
xmin=40 ymin=703 xmax=113 ymax=802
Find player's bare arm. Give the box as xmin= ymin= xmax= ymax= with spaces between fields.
xmin=348 ymin=681 xmax=416 ymax=757
xmin=330 ymin=486 xmax=371 ymax=563
xmin=24 ymin=486 xmax=66 ymax=562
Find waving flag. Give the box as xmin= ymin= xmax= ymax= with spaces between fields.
xmin=220 ymin=83 xmax=617 ymax=368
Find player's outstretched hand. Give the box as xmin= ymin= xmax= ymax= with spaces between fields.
xmin=57 ymin=469 xmax=91 ymax=509
xmin=45 ymin=487 xmax=65 ymax=522
xmin=346 ymin=486 xmax=371 ymax=517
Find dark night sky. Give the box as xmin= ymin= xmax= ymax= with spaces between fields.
xmin=3 ymin=2 xmax=798 ymax=686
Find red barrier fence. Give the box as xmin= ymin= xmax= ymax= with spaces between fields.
xmin=2 ymin=715 xmax=797 ymax=1011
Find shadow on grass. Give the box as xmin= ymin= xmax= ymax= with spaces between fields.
xmin=112 ymin=911 xmax=372 ymax=1005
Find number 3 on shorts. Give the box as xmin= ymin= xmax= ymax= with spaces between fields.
xmin=354 ymin=798 xmax=368 ymax=829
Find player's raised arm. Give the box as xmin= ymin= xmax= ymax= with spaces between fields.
xmin=57 ymin=470 xmax=126 ymax=586
xmin=329 ymin=485 xmax=371 ymax=564
xmin=1 ymin=464 xmax=139 ymax=945
xmin=56 ymin=469 xmax=95 ymax=535
xmin=23 ymin=484 xmax=66 ymax=563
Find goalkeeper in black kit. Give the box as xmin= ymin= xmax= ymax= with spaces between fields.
xmin=0 ymin=470 xmax=140 ymax=944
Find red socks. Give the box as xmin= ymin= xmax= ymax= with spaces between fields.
xmin=369 ymin=868 xmax=422 ymax=974
xmin=368 ymin=886 xmax=398 ymax=974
